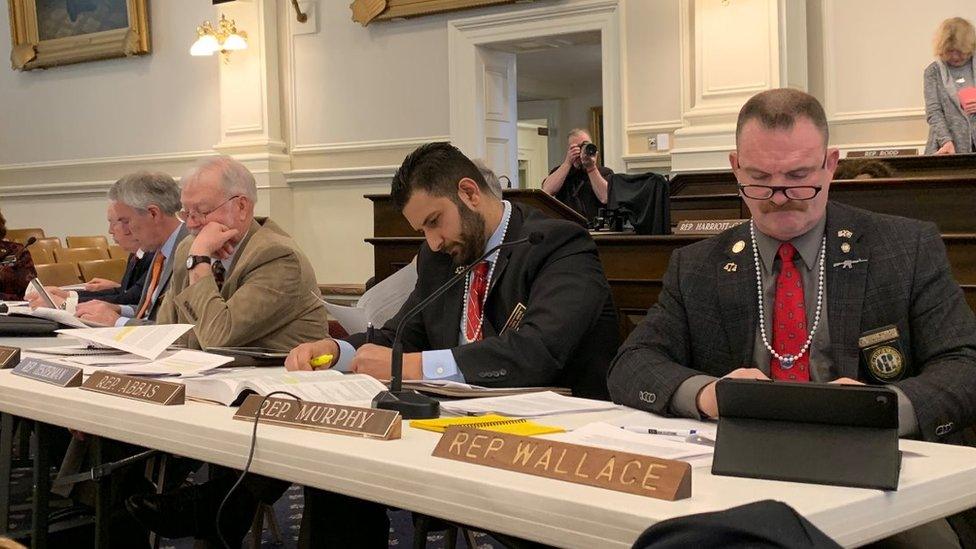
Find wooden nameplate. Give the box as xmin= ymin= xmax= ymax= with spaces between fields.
xmin=673 ymin=219 xmax=747 ymax=235
xmin=234 ymin=395 xmax=401 ymax=440
xmin=432 ymin=426 xmax=692 ymax=501
xmin=81 ymin=370 xmax=185 ymax=405
xmin=11 ymin=358 xmax=82 ymax=387
xmin=0 ymin=345 xmax=21 ymax=369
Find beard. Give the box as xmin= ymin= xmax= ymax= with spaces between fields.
xmin=448 ymin=202 xmax=487 ymax=266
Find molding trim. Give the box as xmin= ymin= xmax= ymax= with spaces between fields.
xmin=286 ymin=165 xmax=399 ymax=186
xmin=626 ymin=120 xmax=683 ymax=133
xmin=0 ymin=180 xmax=114 ymax=198
xmin=829 ymin=108 xmax=925 ymax=124
xmin=291 ymin=136 xmax=451 ymax=155
xmin=0 ymin=149 xmax=215 ymax=172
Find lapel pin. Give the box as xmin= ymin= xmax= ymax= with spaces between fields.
xmin=833 ymin=258 xmax=867 ymax=269
xmin=455 ymin=266 xmax=465 ymax=275
xmin=840 ymin=242 xmax=851 ymax=254
xmin=724 ymin=262 xmax=737 ymax=272
xmin=837 ymin=229 xmax=853 ymax=239
xmin=732 ymin=240 xmax=746 ymax=254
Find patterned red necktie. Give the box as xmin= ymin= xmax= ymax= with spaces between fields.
xmin=465 ymin=261 xmax=490 ymax=342
xmin=770 ymin=243 xmax=810 ymax=381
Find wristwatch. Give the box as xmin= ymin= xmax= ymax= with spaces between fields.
xmin=186 ymin=255 xmax=212 ymax=270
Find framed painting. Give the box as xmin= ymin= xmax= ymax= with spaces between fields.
xmin=8 ymin=0 xmax=150 ymax=71
xmin=350 ymin=0 xmax=523 ymax=26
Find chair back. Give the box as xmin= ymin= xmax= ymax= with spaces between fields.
xmin=34 ymin=263 xmax=82 ymax=286
xmin=107 ymin=245 xmax=129 ymax=260
xmin=32 ymin=237 xmax=62 ymax=252
xmin=27 ymin=247 xmax=53 ymax=265
xmin=79 ymin=258 xmax=127 ymax=284
xmin=55 ymin=247 xmax=109 ymax=263
xmin=7 ymin=228 xmax=45 ymax=244
xmin=66 ymin=235 xmax=109 ymax=249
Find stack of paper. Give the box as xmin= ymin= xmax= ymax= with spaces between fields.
xmin=56 ymin=324 xmax=194 ymax=360
xmin=439 ymin=391 xmax=619 ymax=417
xmin=548 ymin=422 xmax=714 ymax=465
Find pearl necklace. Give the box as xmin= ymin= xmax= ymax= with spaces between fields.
xmin=461 ymin=205 xmax=511 ymax=343
xmin=750 ymin=221 xmax=826 ymax=370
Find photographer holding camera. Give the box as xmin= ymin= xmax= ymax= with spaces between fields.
xmin=542 ymin=128 xmax=613 ymax=221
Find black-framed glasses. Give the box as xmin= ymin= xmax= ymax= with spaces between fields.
xmin=177 ymin=195 xmax=242 ymax=223
xmin=737 ymin=184 xmax=823 ymax=201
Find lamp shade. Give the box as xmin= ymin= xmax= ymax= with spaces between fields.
xmin=222 ymin=33 xmax=248 ymax=51
xmin=190 ymin=34 xmax=219 ymax=56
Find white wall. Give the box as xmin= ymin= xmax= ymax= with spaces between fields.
xmin=0 ymin=0 xmax=220 ymax=241
xmin=7 ymin=0 xmax=976 ymax=282
xmin=0 ymin=1 xmax=219 ymax=164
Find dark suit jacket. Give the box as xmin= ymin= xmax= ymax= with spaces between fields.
xmin=609 ymin=202 xmax=976 ymax=444
xmin=78 ymin=251 xmax=154 ymax=305
xmin=347 ymin=202 xmax=619 ymax=399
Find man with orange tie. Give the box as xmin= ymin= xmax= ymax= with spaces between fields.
xmin=609 ymin=88 xmax=976 ymax=546
xmin=75 ymin=172 xmax=187 ymax=326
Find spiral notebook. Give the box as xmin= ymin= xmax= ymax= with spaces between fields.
xmin=409 ymin=414 xmax=564 ymax=436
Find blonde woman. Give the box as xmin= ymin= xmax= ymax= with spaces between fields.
xmin=924 ymin=17 xmax=976 ymax=154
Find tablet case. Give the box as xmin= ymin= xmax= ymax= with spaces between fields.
xmin=712 ymin=379 xmax=901 ymax=490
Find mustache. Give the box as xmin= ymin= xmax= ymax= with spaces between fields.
xmin=758 ymin=200 xmax=807 ymax=214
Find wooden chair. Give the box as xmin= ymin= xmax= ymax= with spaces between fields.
xmin=66 ymin=235 xmax=109 ymax=249
xmin=34 ymin=263 xmax=82 ymax=286
xmin=55 ymin=247 xmax=109 ymax=264
xmin=27 ymin=247 xmax=53 ymax=265
xmin=32 ymin=237 xmax=62 ymax=252
xmin=78 ymin=259 xmax=127 ymax=284
xmin=6 ymin=228 xmax=45 ymax=244
xmin=107 ymin=245 xmax=128 ymax=260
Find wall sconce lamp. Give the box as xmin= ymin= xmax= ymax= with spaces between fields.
xmin=190 ymin=14 xmax=247 ymax=61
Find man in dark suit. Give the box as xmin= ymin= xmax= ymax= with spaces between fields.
xmin=609 ymin=88 xmax=976 ymax=547
xmin=280 ymin=142 xmax=619 ymax=547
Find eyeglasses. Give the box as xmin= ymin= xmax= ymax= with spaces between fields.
xmin=737 ymin=184 xmax=823 ymax=201
xmin=735 ymin=152 xmax=828 ymax=201
xmin=177 ymin=195 xmax=242 ymax=223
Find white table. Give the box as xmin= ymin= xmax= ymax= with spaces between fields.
xmin=1 ymin=361 xmax=975 ymax=547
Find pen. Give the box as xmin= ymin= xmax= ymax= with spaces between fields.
xmin=367 ymin=322 xmax=374 ymax=344
xmin=620 ymin=426 xmax=698 ymax=436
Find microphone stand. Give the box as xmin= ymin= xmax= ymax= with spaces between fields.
xmin=373 ymin=234 xmax=539 ymax=419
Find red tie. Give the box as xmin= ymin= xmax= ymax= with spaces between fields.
xmin=465 ymin=261 xmax=489 ymax=342
xmin=770 ymin=243 xmax=810 ymax=381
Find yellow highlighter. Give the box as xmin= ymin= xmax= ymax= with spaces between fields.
xmin=309 ymin=354 xmax=334 ymax=369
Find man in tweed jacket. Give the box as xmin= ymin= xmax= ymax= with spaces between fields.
xmin=610 ymin=89 xmax=976 ymax=546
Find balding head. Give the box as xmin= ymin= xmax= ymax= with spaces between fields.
xmin=735 ymin=88 xmax=829 ymax=148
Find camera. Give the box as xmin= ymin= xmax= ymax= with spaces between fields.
xmin=579 ymin=141 xmax=598 ymax=159
xmin=589 ymin=207 xmax=628 ymax=232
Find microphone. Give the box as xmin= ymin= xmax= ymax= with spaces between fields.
xmin=0 ymin=236 xmax=36 ymax=266
xmin=372 ymin=231 xmax=545 ymax=419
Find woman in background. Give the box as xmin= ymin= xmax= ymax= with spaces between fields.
xmin=0 ymin=209 xmax=36 ymax=300
xmin=924 ymin=17 xmax=976 ymax=155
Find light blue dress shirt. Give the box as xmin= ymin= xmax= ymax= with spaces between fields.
xmin=117 ymin=223 xmax=184 ymax=326
xmin=333 ymin=201 xmax=513 ymax=381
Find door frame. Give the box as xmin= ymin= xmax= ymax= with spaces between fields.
xmin=448 ymin=0 xmax=623 ymax=171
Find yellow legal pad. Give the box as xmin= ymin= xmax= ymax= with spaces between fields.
xmin=409 ymin=414 xmax=564 ymax=436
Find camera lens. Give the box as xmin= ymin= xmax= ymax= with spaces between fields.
xmin=582 ymin=142 xmax=598 ymax=156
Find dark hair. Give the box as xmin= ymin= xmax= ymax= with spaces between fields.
xmin=833 ymin=158 xmax=895 ymax=180
xmin=391 ymin=142 xmax=491 ymax=210
xmin=0 ymin=210 xmax=6 ymax=241
xmin=736 ymin=88 xmax=829 ymax=146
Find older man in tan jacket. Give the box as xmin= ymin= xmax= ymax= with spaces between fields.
xmin=156 ymin=155 xmax=327 ymax=349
